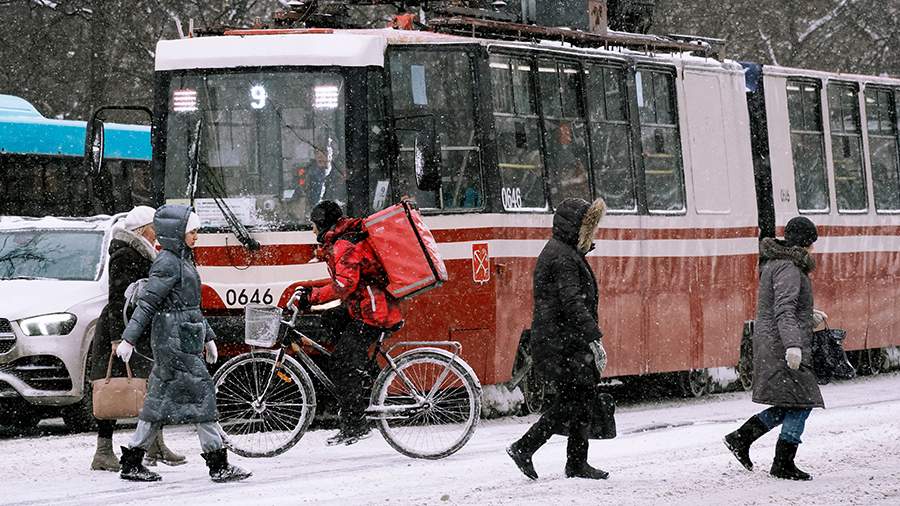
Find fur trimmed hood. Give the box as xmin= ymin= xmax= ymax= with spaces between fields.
xmin=759 ymin=237 xmax=815 ymax=273
xmin=112 ymin=227 xmax=158 ymax=261
xmin=552 ymin=198 xmax=607 ymax=255
xmin=578 ymin=199 xmax=606 ymax=254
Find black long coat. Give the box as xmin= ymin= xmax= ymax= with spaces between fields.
xmin=122 ymin=205 xmax=218 ymax=425
xmin=90 ymin=228 xmax=156 ymax=381
xmin=531 ymin=198 xmax=606 ymax=387
xmin=752 ymin=238 xmax=824 ymax=409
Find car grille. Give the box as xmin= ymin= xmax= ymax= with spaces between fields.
xmin=0 ymin=319 xmax=14 ymax=354
xmin=0 ymin=355 xmax=72 ymax=391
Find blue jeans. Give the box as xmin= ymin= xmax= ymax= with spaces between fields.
xmin=756 ymin=407 xmax=812 ymax=444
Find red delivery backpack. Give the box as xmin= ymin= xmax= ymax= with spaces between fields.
xmin=364 ymin=200 xmax=448 ymax=299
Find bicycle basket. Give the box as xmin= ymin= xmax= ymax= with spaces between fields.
xmin=244 ymin=304 xmax=282 ymax=348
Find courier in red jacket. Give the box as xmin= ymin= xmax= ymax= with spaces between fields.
xmin=298 ymin=200 xmax=402 ymax=446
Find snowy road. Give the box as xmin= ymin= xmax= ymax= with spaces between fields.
xmin=4 ymin=373 xmax=900 ymax=506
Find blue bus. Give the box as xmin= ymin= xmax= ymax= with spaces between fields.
xmin=0 ymin=95 xmax=152 ymax=216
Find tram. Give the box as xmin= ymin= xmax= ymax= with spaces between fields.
xmin=107 ymin=3 xmax=899 ymax=399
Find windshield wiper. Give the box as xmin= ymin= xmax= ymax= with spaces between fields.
xmin=2 ymin=276 xmax=54 ymax=280
xmin=188 ymin=114 xmax=261 ymax=252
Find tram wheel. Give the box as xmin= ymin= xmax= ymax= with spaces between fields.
xmin=679 ymin=369 xmax=710 ymax=398
xmin=861 ymin=348 xmax=888 ymax=376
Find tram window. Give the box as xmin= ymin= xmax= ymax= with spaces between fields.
xmin=828 ymin=84 xmax=867 ymax=212
xmin=787 ymin=80 xmax=829 ymax=213
xmin=866 ymin=88 xmax=900 ymax=212
xmin=390 ymin=49 xmax=484 ymax=210
xmin=586 ymin=65 xmax=635 ymax=212
xmin=538 ymin=59 xmax=591 ymax=206
xmin=490 ymin=56 xmax=546 ymax=210
xmin=636 ymin=69 xmax=685 ymax=213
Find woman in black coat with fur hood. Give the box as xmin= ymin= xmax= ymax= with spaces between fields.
xmin=89 ymin=207 xmax=185 ymax=471
xmin=507 ymin=197 xmax=609 ymax=480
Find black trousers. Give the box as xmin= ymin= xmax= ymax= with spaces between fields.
xmin=514 ymin=379 xmax=594 ymax=465
xmin=322 ymin=308 xmax=383 ymax=429
xmin=96 ymin=419 xmax=116 ymax=439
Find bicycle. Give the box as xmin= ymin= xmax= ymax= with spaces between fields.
xmin=212 ymin=292 xmax=482 ymax=460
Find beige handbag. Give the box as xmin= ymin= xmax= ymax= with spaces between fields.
xmin=92 ymin=342 xmax=147 ymax=420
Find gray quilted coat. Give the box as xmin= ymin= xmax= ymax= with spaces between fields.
xmin=122 ymin=205 xmax=218 ymax=424
xmin=751 ymin=238 xmax=824 ymax=409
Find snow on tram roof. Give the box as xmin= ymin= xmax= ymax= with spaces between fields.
xmin=155 ymin=27 xmax=736 ymax=72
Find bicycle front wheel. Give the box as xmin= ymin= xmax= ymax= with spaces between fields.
xmin=213 ymin=351 xmax=316 ymax=458
xmin=370 ymin=349 xmax=482 ymax=460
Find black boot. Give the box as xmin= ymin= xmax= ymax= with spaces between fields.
xmin=564 ymin=431 xmax=608 ymax=480
xmin=565 ymin=461 xmax=610 ymax=480
xmin=724 ymin=415 xmax=770 ymax=471
xmin=119 ymin=446 xmax=161 ymax=482
xmin=770 ymin=438 xmax=812 ymax=481
xmin=506 ymin=442 xmax=538 ymax=480
xmin=201 ymin=448 xmax=252 ymax=483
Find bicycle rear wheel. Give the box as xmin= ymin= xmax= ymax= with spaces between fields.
xmin=213 ymin=351 xmax=316 ymax=458
xmin=370 ymin=349 xmax=482 ymax=460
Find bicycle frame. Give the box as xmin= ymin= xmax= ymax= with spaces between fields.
xmin=251 ymin=293 xmax=465 ymax=420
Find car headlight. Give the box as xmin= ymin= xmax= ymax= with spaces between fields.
xmin=18 ymin=313 xmax=78 ymax=336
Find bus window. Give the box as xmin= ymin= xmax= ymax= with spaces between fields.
xmin=787 ymin=80 xmax=829 ymax=213
xmin=585 ymin=64 xmax=636 ymax=212
xmin=538 ymin=60 xmax=591 ymax=206
xmin=490 ymin=56 xmax=546 ymax=211
xmin=828 ymin=84 xmax=867 ymax=212
xmin=389 ymin=49 xmax=484 ymax=210
xmin=636 ymin=69 xmax=685 ymax=213
xmin=865 ymin=88 xmax=900 ymax=212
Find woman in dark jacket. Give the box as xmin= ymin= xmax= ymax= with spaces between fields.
xmin=724 ymin=217 xmax=824 ymax=481
xmin=115 ymin=205 xmax=250 ymax=483
xmin=89 ymin=206 xmax=185 ymax=471
xmin=507 ymin=197 xmax=609 ymax=480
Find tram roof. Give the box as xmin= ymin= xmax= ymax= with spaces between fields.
xmin=0 ymin=95 xmax=151 ymax=160
xmin=155 ymin=28 xmax=740 ymax=73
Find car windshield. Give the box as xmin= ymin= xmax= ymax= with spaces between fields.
xmin=164 ymin=69 xmax=347 ymax=230
xmin=0 ymin=230 xmax=104 ymax=281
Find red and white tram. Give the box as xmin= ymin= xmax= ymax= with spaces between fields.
xmin=141 ymin=17 xmax=900 ymax=396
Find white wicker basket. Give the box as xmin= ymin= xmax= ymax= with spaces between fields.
xmin=244 ymin=304 xmax=282 ymax=348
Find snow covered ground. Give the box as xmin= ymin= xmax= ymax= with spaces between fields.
xmin=4 ymin=373 xmax=900 ymax=506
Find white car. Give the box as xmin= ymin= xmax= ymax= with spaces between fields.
xmin=0 ymin=214 xmax=123 ymax=430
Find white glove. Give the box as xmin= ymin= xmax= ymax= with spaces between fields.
xmin=116 ymin=341 xmax=134 ymax=364
xmin=589 ymin=340 xmax=608 ymax=376
xmin=205 ymin=340 xmax=218 ymax=364
xmin=785 ymin=347 xmax=802 ymax=370
xmin=812 ymin=309 xmax=828 ymax=329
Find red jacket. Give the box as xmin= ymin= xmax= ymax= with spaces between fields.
xmin=309 ymin=218 xmax=403 ymax=329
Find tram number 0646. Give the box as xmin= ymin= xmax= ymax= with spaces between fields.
xmin=225 ymin=288 xmax=274 ymax=306
xmin=501 ymin=187 xmax=523 ymax=209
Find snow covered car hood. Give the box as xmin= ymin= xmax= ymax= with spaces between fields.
xmin=0 ymin=279 xmax=106 ymax=321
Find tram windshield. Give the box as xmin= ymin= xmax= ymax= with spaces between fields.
xmin=163 ymin=70 xmax=347 ymax=230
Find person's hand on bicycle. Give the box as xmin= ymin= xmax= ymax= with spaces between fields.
xmin=293 ymin=287 xmax=312 ymax=313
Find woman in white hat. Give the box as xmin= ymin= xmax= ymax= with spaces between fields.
xmin=88 ymin=206 xmax=185 ymax=471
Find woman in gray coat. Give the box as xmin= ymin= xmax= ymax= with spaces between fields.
xmin=114 ymin=205 xmax=250 ymax=483
xmin=724 ymin=217 xmax=824 ymax=481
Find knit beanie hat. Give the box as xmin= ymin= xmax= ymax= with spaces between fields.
xmin=124 ymin=206 xmax=156 ymax=231
xmin=784 ymin=216 xmax=818 ymax=247
xmin=186 ymin=212 xmax=201 ymax=233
